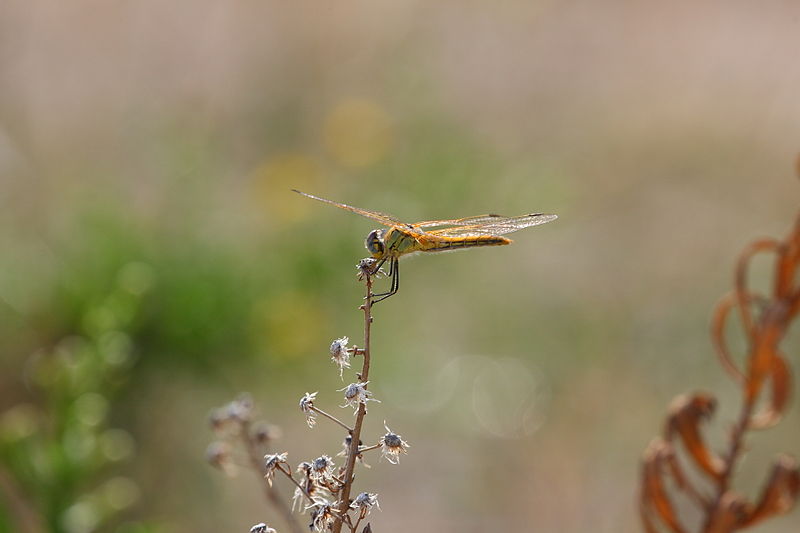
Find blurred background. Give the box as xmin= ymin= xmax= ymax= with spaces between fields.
xmin=1 ymin=1 xmax=799 ymax=532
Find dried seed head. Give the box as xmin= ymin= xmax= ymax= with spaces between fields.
xmin=329 ymin=337 xmax=351 ymax=377
xmin=350 ymin=492 xmax=380 ymax=518
xmin=227 ymin=394 xmax=254 ymax=422
xmin=297 ymin=461 xmax=313 ymax=476
xmin=356 ymin=258 xmax=378 ymax=280
xmin=299 ymin=392 xmax=318 ymax=428
xmin=310 ymin=455 xmax=335 ymax=482
xmin=208 ymin=409 xmax=229 ymax=433
xmin=380 ymin=423 xmax=410 ymax=464
xmin=206 ymin=442 xmax=236 ymax=476
xmin=338 ymin=435 xmax=370 ymax=468
xmin=252 ymin=422 xmax=281 ymax=444
xmin=249 ymin=523 xmax=276 ymax=533
xmin=306 ymin=499 xmax=338 ymax=532
xmin=339 ymin=381 xmax=379 ymax=412
xmin=263 ymin=452 xmax=288 ymax=486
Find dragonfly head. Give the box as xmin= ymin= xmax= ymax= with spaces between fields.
xmin=365 ymin=229 xmax=386 ymax=258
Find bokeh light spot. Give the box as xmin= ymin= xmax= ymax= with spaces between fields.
xmin=74 ymin=392 xmax=109 ymax=427
xmin=0 ymin=404 xmax=39 ymax=441
xmin=472 ymin=357 xmax=548 ymax=438
xmin=62 ymin=501 xmax=100 ymax=533
xmin=118 ymin=262 xmax=155 ymax=296
xmin=99 ymin=428 xmax=135 ymax=462
xmin=102 ymin=477 xmax=140 ymax=511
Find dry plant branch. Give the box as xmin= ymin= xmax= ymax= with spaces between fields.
xmin=332 ymin=268 xmax=375 ymax=533
xmin=208 ymin=258 xmax=405 ymax=533
xmin=640 ymin=173 xmax=800 ymax=532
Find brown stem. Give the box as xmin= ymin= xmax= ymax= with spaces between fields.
xmin=240 ymin=421 xmax=303 ymax=533
xmin=311 ymin=406 xmax=353 ymax=432
xmin=275 ymin=464 xmax=315 ymax=504
xmin=352 ymin=514 xmax=364 ymax=533
xmin=701 ymin=399 xmax=756 ymax=533
xmin=333 ymin=274 xmax=374 ymax=533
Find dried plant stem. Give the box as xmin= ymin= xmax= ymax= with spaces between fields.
xmin=718 ymin=402 xmax=756 ymax=493
xmin=275 ymin=464 xmax=315 ymax=504
xmin=311 ymin=406 xmax=354 ymax=432
xmin=332 ymin=274 xmax=374 ymax=533
xmin=240 ymin=421 xmax=303 ymax=533
xmin=358 ymin=443 xmax=381 ymax=453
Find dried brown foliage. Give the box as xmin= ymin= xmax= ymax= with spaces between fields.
xmin=640 ymin=203 xmax=800 ymax=532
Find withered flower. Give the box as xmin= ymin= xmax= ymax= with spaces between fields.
xmin=380 ymin=423 xmax=409 ymax=464
xmin=306 ymin=499 xmax=338 ymax=532
xmin=310 ymin=455 xmax=336 ymax=482
xmin=339 ymin=382 xmax=378 ymax=412
xmin=330 ymin=337 xmax=351 ymax=377
xmin=249 ymin=523 xmax=276 ymax=533
xmin=350 ymin=491 xmax=380 ymax=518
xmin=299 ymin=392 xmax=318 ymax=428
xmin=263 ymin=452 xmax=288 ymax=486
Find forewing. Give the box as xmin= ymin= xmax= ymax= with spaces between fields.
xmin=293 ymin=190 xmax=402 ymax=227
xmin=425 ymin=213 xmax=558 ymax=237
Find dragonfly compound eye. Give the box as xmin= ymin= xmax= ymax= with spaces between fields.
xmin=365 ymin=229 xmax=385 ymax=257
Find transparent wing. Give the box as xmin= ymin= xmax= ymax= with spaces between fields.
xmin=414 ymin=214 xmax=509 ymax=229
xmin=424 ymin=213 xmax=558 ymax=237
xmin=293 ymin=190 xmax=403 ymax=227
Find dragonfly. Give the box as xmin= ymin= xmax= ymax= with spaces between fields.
xmin=293 ymin=190 xmax=557 ymax=303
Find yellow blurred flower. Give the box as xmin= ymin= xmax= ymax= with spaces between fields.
xmin=324 ymin=99 xmax=392 ymax=168
xmin=253 ymin=292 xmax=330 ymax=359
xmin=252 ymin=154 xmax=320 ymax=222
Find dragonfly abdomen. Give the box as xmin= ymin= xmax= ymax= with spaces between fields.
xmin=423 ymin=235 xmax=511 ymax=252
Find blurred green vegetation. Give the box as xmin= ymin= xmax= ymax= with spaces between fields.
xmin=0 ymin=251 xmax=155 ymax=533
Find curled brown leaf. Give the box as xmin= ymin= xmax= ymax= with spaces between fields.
xmin=641 ymin=439 xmax=688 ymax=533
xmin=742 ymin=455 xmax=800 ymax=527
xmin=703 ymin=492 xmax=751 ymax=533
xmin=749 ymin=353 xmax=792 ymax=430
xmin=664 ymin=394 xmax=725 ymax=481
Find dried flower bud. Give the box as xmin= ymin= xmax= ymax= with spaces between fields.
xmin=339 ymin=382 xmax=379 ymax=412
xmin=249 ymin=523 xmax=276 ymax=533
xmin=306 ymin=499 xmax=338 ymax=532
xmin=263 ymin=452 xmax=288 ymax=486
xmin=297 ymin=461 xmax=313 ymax=476
xmin=206 ymin=442 xmax=236 ymax=476
xmin=299 ymin=392 xmax=318 ymax=428
xmin=356 ymin=258 xmax=378 ymax=280
xmin=252 ymin=422 xmax=281 ymax=444
xmin=350 ymin=491 xmax=380 ymax=518
xmin=209 ymin=409 xmax=229 ymax=433
xmin=310 ymin=455 xmax=336 ymax=482
xmin=380 ymin=423 xmax=410 ymax=464
xmin=338 ymin=435 xmax=370 ymax=468
xmin=227 ymin=394 xmax=254 ymax=423
xmin=329 ymin=337 xmax=351 ymax=377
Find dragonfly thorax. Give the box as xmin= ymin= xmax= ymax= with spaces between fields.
xmin=365 ymin=229 xmax=386 ymax=258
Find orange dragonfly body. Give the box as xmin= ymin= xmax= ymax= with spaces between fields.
xmin=293 ymin=190 xmax=557 ymax=302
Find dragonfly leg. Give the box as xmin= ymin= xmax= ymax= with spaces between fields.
xmin=373 ymin=257 xmax=388 ymax=275
xmin=371 ymin=258 xmax=399 ymax=304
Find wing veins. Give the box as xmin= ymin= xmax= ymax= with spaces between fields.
xmin=423 ymin=213 xmax=558 ymax=237
xmin=293 ymin=190 xmax=401 ymax=227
